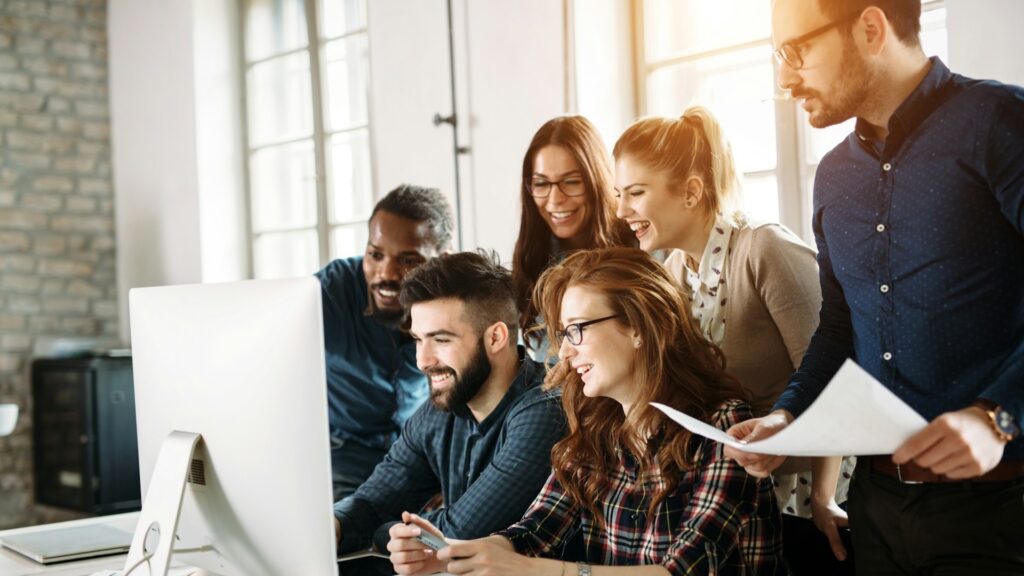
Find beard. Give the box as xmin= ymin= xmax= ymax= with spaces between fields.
xmin=367 ymin=281 xmax=405 ymax=327
xmin=797 ymin=33 xmax=874 ymax=129
xmin=426 ymin=337 xmax=492 ymax=412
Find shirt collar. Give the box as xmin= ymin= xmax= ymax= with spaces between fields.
xmin=855 ymin=56 xmax=953 ymax=147
xmin=453 ymin=346 xmax=533 ymax=431
xmin=684 ymin=213 xmax=735 ymax=291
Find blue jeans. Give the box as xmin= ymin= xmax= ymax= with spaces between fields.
xmin=331 ymin=436 xmax=389 ymax=503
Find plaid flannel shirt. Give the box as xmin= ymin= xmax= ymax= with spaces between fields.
xmin=497 ymin=400 xmax=786 ymax=576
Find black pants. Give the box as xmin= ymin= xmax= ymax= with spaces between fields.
xmin=782 ymin=514 xmax=855 ymax=576
xmin=848 ymin=459 xmax=1024 ymax=576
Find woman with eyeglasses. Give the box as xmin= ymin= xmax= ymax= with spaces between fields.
xmin=511 ymin=116 xmax=634 ymax=361
xmin=613 ymin=107 xmax=854 ymax=575
xmin=386 ymin=247 xmax=786 ymax=576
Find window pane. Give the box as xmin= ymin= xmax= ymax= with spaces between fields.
xmin=250 ymin=141 xmax=317 ymax=232
xmin=327 ymin=129 xmax=373 ymax=224
xmin=741 ymin=173 xmax=780 ymax=224
xmin=331 ymin=224 xmax=368 ymax=260
xmin=647 ymin=45 xmax=777 ymax=174
xmin=248 ymin=53 xmax=314 ymax=147
xmin=323 ymin=35 xmax=369 ymax=131
xmin=245 ymin=0 xmax=307 ymax=62
xmin=254 ymin=230 xmax=319 ymax=279
xmin=319 ymin=0 xmax=366 ymax=39
xmin=643 ymin=0 xmax=770 ymax=61
xmin=801 ymin=114 xmax=855 ymax=165
xmin=921 ymin=7 xmax=947 ymax=61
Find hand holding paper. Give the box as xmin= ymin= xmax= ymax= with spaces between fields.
xmin=653 ymin=359 xmax=928 ymax=456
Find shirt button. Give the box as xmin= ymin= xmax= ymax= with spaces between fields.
xmin=876 ymin=224 xmax=886 ymax=232
xmin=880 ymin=284 xmax=890 ymax=293
xmin=882 ymin=162 xmax=892 ymax=171
xmin=883 ymin=352 xmax=893 ymax=361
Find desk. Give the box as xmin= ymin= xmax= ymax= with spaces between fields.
xmin=0 ymin=513 xmax=199 ymax=576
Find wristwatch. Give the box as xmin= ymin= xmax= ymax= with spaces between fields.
xmin=577 ymin=562 xmax=592 ymax=576
xmin=975 ymin=400 xmax=1020 ymax=442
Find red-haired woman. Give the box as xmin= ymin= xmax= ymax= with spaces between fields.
xmin=388 ymin=247 xmax=786 ymax=576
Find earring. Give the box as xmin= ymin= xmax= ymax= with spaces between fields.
xmin=633 ymin=338 xmax=641 ymax=349
xmin=685 ymin=200 xmax=696 ymax=208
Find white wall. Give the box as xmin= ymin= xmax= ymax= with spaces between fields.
xmin=946 ymin=0 xmax=1024 ymax=86
xmin=109 ymin=0 xmax=202 ymax=341
xmin=573 ymin=0 xmax=635 ymax=150
xmin=109 ymin=0 xmax=246 ymax=342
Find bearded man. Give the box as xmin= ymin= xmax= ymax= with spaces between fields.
xmin=331 ymin=250 xmax=565 ymax=567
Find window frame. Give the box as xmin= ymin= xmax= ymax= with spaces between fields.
xmin=240 ymin=0 xmax=374 ymax=279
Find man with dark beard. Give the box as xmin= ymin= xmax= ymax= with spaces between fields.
xmin=316 ymin=184 xmax=453 ymax=502
xmin=331 ymin=251 xmax=565 ymax=571
xmin=726 ymin=0 xmax=1024 ymax=573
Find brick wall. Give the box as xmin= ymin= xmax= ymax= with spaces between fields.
xmin=0 ymin=0 xmax=117 ymax=529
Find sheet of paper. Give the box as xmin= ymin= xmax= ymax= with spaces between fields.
xmin=652 ymin=359 xmax=928 ymax=456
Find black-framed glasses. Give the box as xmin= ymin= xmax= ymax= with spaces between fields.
xmin=773 ymin=13 xmax=860 ymax=70
xmin=555 ymin=314 xmax=619 ymax=346
xmin=529 ymin=175 xmax=586 ymax=198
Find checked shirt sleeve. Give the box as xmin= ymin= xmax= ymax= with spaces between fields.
xmin=494 ymin=470 xmax=582 ymax=557
xmin=661 ymin=403 xmax=779 ymax=575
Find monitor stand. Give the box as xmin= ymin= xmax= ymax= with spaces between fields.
xmin=123 ymin=431 xmax=201 ymax=576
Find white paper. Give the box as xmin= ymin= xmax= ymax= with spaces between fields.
xmin=652 ymin=359 xmax=929 ymax=456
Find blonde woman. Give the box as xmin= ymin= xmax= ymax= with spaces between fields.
xmin=613 ymin=106 xmax=855 ymax=574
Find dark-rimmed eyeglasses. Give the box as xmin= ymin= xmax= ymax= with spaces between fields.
xmin=773 ymin=13 xmax=860 ymax=70
xmin=529 ymin=176 xmax=586 ymax=198
xmin=555 ymin=314 xmax=619 ymax=346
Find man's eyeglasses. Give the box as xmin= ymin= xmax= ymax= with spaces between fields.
xmin=773 ymin=13 xmax=860 ymax=70
xmin=530 ymin=176 xmax=586 ymax=198
xmin=555 ymin=314 xmax=619 ymax=346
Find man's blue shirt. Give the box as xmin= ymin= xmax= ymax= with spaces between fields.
xmin=316 ymin=256 xmax=428 ymax=449
xmin=775 ymin=58 xmax=1024 ymax=459
xmin=333 ymin=351 xmax=565 ymax=553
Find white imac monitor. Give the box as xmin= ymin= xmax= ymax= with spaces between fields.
xmin=129 ymin=277 xmax=338 ymax=576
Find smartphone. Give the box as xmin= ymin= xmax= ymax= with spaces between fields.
xmin=414 ymin=531 xmax=449 ymax=551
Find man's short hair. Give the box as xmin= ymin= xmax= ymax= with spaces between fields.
xmin=371 ymin=184 xmax=454 ymax=252
xmin=819 ymin=0 xmax=921 ymax=46
xmin=400 ymin=250 xmax=520 ymax=336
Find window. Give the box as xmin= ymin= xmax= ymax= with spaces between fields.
xmin=243 ymin=0 xmax=372 ymax=279
xmin=636 ymin=0 xmax=947 ymax=240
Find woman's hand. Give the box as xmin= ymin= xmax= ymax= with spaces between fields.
xmin=388 ymin=512 xmax=450 ymax=575
xmin=438 ymin=537 xmax=556 ymax=576
xmin=810 ymin=497 xmax=849 ymax=561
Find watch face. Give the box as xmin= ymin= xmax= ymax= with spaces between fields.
xmin=996 ymin=409 xmax=1019 ymax=436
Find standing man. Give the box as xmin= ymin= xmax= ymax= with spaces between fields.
xmin=727 ymin=0 xmax=1024 ymax=573
xmin=317 ymin=184 xmax=453 ymax=501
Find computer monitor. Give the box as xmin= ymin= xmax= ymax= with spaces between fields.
xmin=129 ymin=277 xmax=338 ymax=575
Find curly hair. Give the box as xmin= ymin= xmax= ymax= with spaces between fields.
xmin=534 ymin=247 xmax=747 ymax=526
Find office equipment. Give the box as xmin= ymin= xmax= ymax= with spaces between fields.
xmin=32 ymin=356 xmax=140 ymax=514
xmin=0 ymin=403 xmax=16 ymax=436
xmin=127 ymin=277 xmax=337 ymax=576
xmin=415 ymin=531 xmax=449 ymax=551
xmin=0 ymin=524 xmax=131 ymax=564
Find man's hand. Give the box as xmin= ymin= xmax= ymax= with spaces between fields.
xmin=387 ymin=512 xmax=449 ymax=576
xmin=893 ymin=406 xmax=1007 ymax=479
xmin=722 ymin=409 xmax=793 ymax=478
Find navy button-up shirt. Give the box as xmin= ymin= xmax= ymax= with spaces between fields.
xmin=775 ymin=58 xmax=1024 ymax=460
xmin=317 ymin=256 xmax=427 ymax=449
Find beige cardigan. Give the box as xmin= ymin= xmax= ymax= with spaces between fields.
xmin=664 ymin=222 xmax=821 ymax=414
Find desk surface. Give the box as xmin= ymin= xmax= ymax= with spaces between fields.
xmin=0 ymin=513 xmax=211 ymax=576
